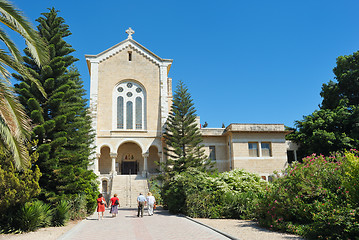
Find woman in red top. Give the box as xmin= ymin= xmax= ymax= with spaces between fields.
xmin=97 ymin=193 xmax=107 ymax=220
xmin=110 ymin=193 xmax=120 ymax=217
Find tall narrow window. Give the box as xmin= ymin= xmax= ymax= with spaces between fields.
xmin=248 ymin=143 xmax=259 ymax=157
xmin=209 ymin=146 xmax=216 ymax=161
xmin=136 ymin=97 xmax=142 ymax=129
xmin=114 ymin=81 xmax=146 ymax=130
xmin=117 ymin=96 xmax=124 ymax=129
xmin=126 ymin=101 xmax=133 ymax=129
xmin=128 ymin=52 xmax=132 ymax=61
xmin=261 ymin=143 xmax=272 ymax=157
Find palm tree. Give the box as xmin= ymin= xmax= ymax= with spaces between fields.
xmin=0 ymin=0 xmax=48 ymax=170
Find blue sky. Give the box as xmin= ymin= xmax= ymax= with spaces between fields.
xmin=11 ymin=0 xmax=359 ymax=128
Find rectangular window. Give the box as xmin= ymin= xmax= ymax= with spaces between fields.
xmin=209 ymin=146 xmax=216 ymax=161
xmin=248 ymin=143 xmax=258 ymax=157
xmin=261 ymin=142 xmax=272 ymax=157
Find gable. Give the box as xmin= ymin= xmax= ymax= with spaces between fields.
xmin=85 ymin=38 xmax=172 ymax=74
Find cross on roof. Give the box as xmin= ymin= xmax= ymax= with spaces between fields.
xmin=126 ymin=27 xmax=135 ymax=39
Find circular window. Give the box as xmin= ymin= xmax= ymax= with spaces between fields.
xmin=127 ymin=83 xmax=133 ymax=88
xmin=136 ymin=87 xmax=142 ymax=93
xmin=117 ymin=87 xmax=123 ymax=92
xmin=127 ymin=92 xmax=133 ymax=97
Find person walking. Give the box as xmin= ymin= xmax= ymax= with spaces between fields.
xmin=109 ymin=193 xmax=120 ymax=217
xmin=96 ymin=194 xmax=107 ymax=220
xmin=137 ymin=193 xmax=146 ymax=217
xmin=146 ymin=192 xmax=156 ymax=216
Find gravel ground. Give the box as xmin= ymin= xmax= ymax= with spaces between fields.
xmin=194 ymin=218 xmax=305 ymax=240
xmin=0 ymin=221 xmax=79 ymax=240
xmin=0 ymin=218 xmax=304 ymax=240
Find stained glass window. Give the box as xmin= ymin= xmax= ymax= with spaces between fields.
xmin=126 ymin=101 xmax=133 ymax=129
xmin=114 ymin=81 xmax=146 ymax=130
xmin=117 ymin=96 xmax=123 ymax=129
xmin=136 ymin=97 xmax=142 ymax=129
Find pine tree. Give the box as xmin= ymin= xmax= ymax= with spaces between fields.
xmin=163 ymin=81 xmax=212 ymax=178
xmin=14 ymin=8 xmax=98 ymax=210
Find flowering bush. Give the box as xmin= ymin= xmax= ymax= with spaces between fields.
xmin=256 ymin=151 xmax=359 ymax=239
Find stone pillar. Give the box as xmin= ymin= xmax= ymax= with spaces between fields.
xmin=258 ymin=142 xmax=262 ymax=157
xmin=110 ymin=153 xmax=117 ymax=175
xmin=142 ymin=152 xmax=149 ymax=178
xmin=94 ymin=153 xmax=100 ymax=175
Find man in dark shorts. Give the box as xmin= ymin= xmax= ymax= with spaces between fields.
xmin=137 ymin=193 xmax=147 ymax=217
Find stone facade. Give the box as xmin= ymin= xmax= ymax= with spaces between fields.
xmin=86 ymin=28 xmax=296 ymax=192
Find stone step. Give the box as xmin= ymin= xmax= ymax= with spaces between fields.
xmin=110 ymin=174 xmax=149 ymax=207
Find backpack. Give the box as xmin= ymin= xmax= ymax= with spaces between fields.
xmin=115 ymin=199 xmax=119 ymax=205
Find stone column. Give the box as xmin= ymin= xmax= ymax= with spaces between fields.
xmin=94 ymin=153 xmax=100 ymax=176
xmin=110 ymin=153 xmax=117 ymax=175
xmin=142 ymin=152 xmax=149 ymax=178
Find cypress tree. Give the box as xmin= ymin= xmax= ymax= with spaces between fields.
xmin=14 ymin=8 xmax=98 ymax=211
xmin=163 ymin=81 xmax=212 ymax=178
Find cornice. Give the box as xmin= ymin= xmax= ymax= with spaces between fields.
xmin=85 ymin=38 xmax=173 ymax=68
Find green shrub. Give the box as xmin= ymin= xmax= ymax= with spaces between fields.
xmin=16 ymin=200 xmax=52 ymax=232
xmin=52 ymin=200 xmax=70 ymax=226
xmin=148 ymin=177 xmax=163 ymax=205
xmin=68 ymin=194 xmax=88 ymax=220
xmin=256 ymin=151 xmax=359 ymax=239
xmin=162 ymin=168 xmax=267 ymax=219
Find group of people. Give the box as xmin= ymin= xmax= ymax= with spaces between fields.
xmin=137 ymin=192 xmax=156 ymax=217
xmin=96 ymin=192 xmax=156 ymax=220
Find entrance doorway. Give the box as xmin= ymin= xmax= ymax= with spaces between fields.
xmin=121 ymin=161 xmax=138 ymax=174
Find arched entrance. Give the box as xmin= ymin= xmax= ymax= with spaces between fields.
xmin=148 ymin=146 xmax=160 ymax=173
xmin=99 ymin=146 xmax=111 ymax=174
xmin=117 ymin=142 xmax=143 ymax=175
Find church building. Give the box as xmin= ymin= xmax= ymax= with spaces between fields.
xmin=86 ymin=28 xmax=297 ymax=195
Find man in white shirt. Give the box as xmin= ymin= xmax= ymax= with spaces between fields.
xmin=146 ymin=192 xmax=156 ymax=216
xmin=137 ymin=193 xmax=147 ymax=217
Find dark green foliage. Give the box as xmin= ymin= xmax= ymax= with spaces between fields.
xmin=0 ymin=145 xmax=41 ymax=233
xmin=16 ymin=200 xmax=52 ymax=232
xmin=162 ymin=168 xmax=266 ymax=218
xmin=68 ymin=194 xmax=88 ymax=220
xmin=0 ymin=145 xmax=41 ymax=213
xmin=13 ymin=8 xmax=98 ymax=213
xmin=256 ymin=151 xmax=359 ymax=239
xmin=52 ymin=200 xmax=70 ymax=226
xmin=289 ymin=51 xmax=359 ymax=157
xmin=162 ymin=81 xmax=213 ymax=178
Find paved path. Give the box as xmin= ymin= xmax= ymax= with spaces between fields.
xmin=58 ymin=208 xmax=232 ymax=240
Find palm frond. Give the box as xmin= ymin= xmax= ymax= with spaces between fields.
xmin=0 ymin=48 xmax=45 ymax=96
xmin=0 ymin=77 xmax=30 ymax=169
xmin=0 ymin=0 xmax=48 ymax=66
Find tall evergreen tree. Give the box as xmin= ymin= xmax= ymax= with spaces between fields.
xmin=163 ymin=81 xmax=212 ymax=178
xmin=14 ymin=8 xmax=98 ymax=210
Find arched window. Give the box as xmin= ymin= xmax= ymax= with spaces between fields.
xmin=136 ymin=97 xmax=142 ymax=129
xmin=126 ymin=101 xmax=133 ymax=129
xmin=113 ymin=81 xmax=146 ymax=130
xmin=117 ymin=96 xmax=124 ymax=129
